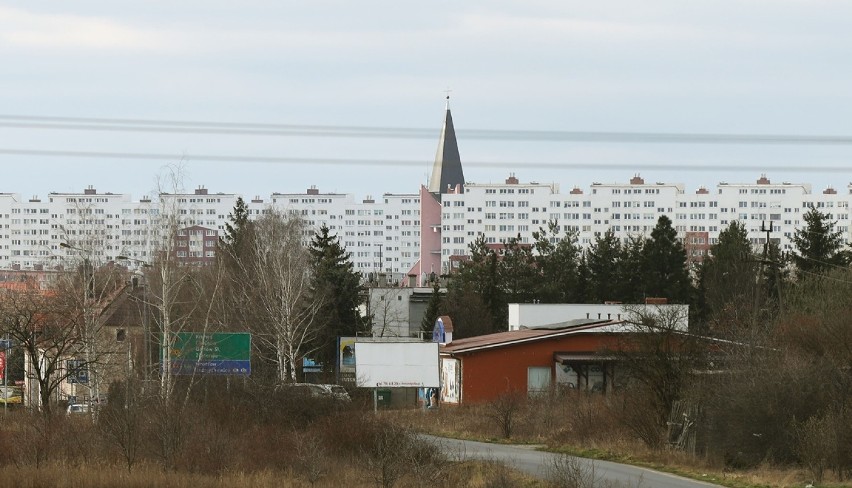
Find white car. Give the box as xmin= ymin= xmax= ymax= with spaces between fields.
xmin=66 ymin=403 xmax=90 ymax=415
xmin=280 ymin=383 xmax=351 ymax=403
xmin=316 ymin=384 xmax=351 ymax=403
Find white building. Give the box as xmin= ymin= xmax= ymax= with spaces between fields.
xmin=1 ymin=103 xmax=851 ymax=278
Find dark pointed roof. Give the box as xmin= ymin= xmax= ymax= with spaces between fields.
xmin=428 ymin=98 xmax=465 ymax=195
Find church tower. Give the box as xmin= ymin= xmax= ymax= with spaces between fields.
xmin=427 ymin=96 xmax=465 ymax=197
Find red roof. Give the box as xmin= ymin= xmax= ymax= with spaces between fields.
xmin=441 ymin=319 xmax=622 ymax=355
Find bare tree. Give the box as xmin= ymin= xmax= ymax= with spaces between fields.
xmin=0 ymin=287 xmax=83 ymax=414
xmin=232 ymin=211 xmax=322 ymax=382
xmin=613 ymin=305 xmax=703 ymax=448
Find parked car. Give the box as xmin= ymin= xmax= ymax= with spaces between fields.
xmin=66 ymin=403 xmax=90 ymax=415
xmin=0 ymin=386 xmax=22 ymax=406
xmin=279 ymin=383 xmax=351 ymax=402
xmin=316 ymin=384 xmax=351 ymax=403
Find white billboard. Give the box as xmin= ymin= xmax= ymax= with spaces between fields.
xmin=355 ymin=342 xmax=440 ymax=388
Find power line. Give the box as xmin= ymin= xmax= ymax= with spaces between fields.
xmin=3 ymin=114 xmax=852 ymax=145
xmin=2 ymin=148 xmax=852 ymax=173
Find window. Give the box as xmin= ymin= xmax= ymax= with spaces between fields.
xmin=527 ymin=367 xmax=552 ymax=396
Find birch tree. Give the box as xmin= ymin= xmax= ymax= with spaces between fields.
xmin=235 ymin=211 xmax=322 ymax=382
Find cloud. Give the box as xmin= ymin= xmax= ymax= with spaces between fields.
xmin=0 ymin=6 xmax=178 ymax=51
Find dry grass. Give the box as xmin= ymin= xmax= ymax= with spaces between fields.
xmin=0 ymin=459 xmax=545 ymax=488
xmin=384 ymin=393 xmax=852 ymax=488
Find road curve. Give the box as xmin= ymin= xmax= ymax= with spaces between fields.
xmin=421 ymin=435 xmax=723 ymax=488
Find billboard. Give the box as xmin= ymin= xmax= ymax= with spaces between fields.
xmin=355 ymin=342 xmax=439 ymax=388
xmin=440 ymin=358 xmax=460 ymax=404
xmin=338 ymin=337 xmax=357 ymax=386
xmin=169 ymin=332 xmax=251 ymax=376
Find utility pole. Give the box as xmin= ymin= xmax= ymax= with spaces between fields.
xmin=755 ymin=220 xmax=781 ymax=322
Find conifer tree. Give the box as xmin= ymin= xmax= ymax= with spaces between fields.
xmin=421 ymin=283 xmax=443 ymax=337
xmin=698 ymin=220 xmax=759 ymax=330
xmin=220 ymin=196 xmax=252 ymax=257
xmin=792 ymin=207 xmax=846 ymax=275
xmin=643 ymin=216 xmax=693 ymax=303
xmin=533 ymin=221 xmax=582 ymax=303
xmin=586 ymin=230 xmax=623 ymax=303
xmin=309 ymin=225 xmax=367 ymax=367
xmin=618 ymin=236 xmax=647 ymax=303
xmin=446 ymin=235 xmax=505 ymax=333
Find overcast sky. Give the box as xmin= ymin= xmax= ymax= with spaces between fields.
xmin=3 ymin=2 xmax=852 ymax=200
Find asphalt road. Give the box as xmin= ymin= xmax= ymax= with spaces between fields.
xmin=422 ymin=435 xmax=723 ymax=488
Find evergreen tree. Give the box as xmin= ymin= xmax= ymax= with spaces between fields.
xmin=220 ymin=196 xmax=252 ymax=256
xmin=421 ymin=283 xmax=443 ymax=337
xmin=218 ymin=197 xmax=256 ymax=332
xmin=309 ymin=225 xmax=367 ymax=367
xmin=617 ymin=236 xmax=647 ymax=303
xmin=575 ymin=252 xmax=591 ymax=303
xmin=643 ymin=216 xmax=692 ymax=303
xmin=586 ymin=230 xmax=623 ymax=303
xmin=533 ymin=221 xmax=582 ymax=303
xmin=698 ymin=220 xmax=759 ymax=331
xmin=499 ymin=234 xmax=537 ymax=304
xmin=446 ymin=234 xmax=506 ymax=333
xmin=792 ymin=207 xmax=846 ymax=275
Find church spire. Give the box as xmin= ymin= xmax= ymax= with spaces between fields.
xmin=428 ymin=96 xmax=465 ymax=195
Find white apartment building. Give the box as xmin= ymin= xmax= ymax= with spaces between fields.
xmin=440 ymin=174 xmax=851 ymax=273
xmin=2 ymin=105 xmax=850 ymax=279
xmin=0 ymin=174 xmax=849 ymax=278
xmin=267 ymin=188 xmax=420 ymax=283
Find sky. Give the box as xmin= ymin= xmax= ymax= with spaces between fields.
xmin=3 ymin=2 xmax=852 ymax=200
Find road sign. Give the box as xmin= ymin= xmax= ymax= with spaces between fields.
xmin=66 ymin=359 xmax=89 ymax=384
xmin=169 ymin=332 xmax=251 ymax=376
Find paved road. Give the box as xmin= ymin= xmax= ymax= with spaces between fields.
xmin=422 ymin=435 xmax=723 ymax=488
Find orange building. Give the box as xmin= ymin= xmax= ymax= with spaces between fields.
xmin=439 ymin=320 xmax=629 ymax=405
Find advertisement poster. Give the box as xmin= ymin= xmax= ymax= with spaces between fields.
xmin=338 ymin=337 xmax=357 ymax=386
xmin=440 ymin=358 xmax=460 ymax=404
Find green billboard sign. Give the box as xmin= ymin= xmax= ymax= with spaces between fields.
xmin=169 ymin=332 xmax=251 ymax=376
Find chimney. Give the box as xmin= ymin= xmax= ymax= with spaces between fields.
xmin=823 ymin=187 xmax=837 ymax=195
xmin=363 ymin=195 xmax=375 ymax=204
xmin=630 ymin=174 xmax=645 ymax=185
xmin=696 ymin=187 xmax=709 ymax=194
xmin=251 ymin=195 xmax=264 ymax=203
xmin=645 ymin=297 xmax=668 ymax=305
xmin=505 ymin=173 xmax=519 ymax=185
xmin=194 ymin=186 xmax=208 ymax=195
xmin=307 ymin=185 xmax=319 ymax=195
xmin=569 ymin=187 xmax=584 ymax=195
xmin=756 ymin=174 xmax=770 ymax=185
xmin=84 ymin=185 xmax=97 ymax=195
